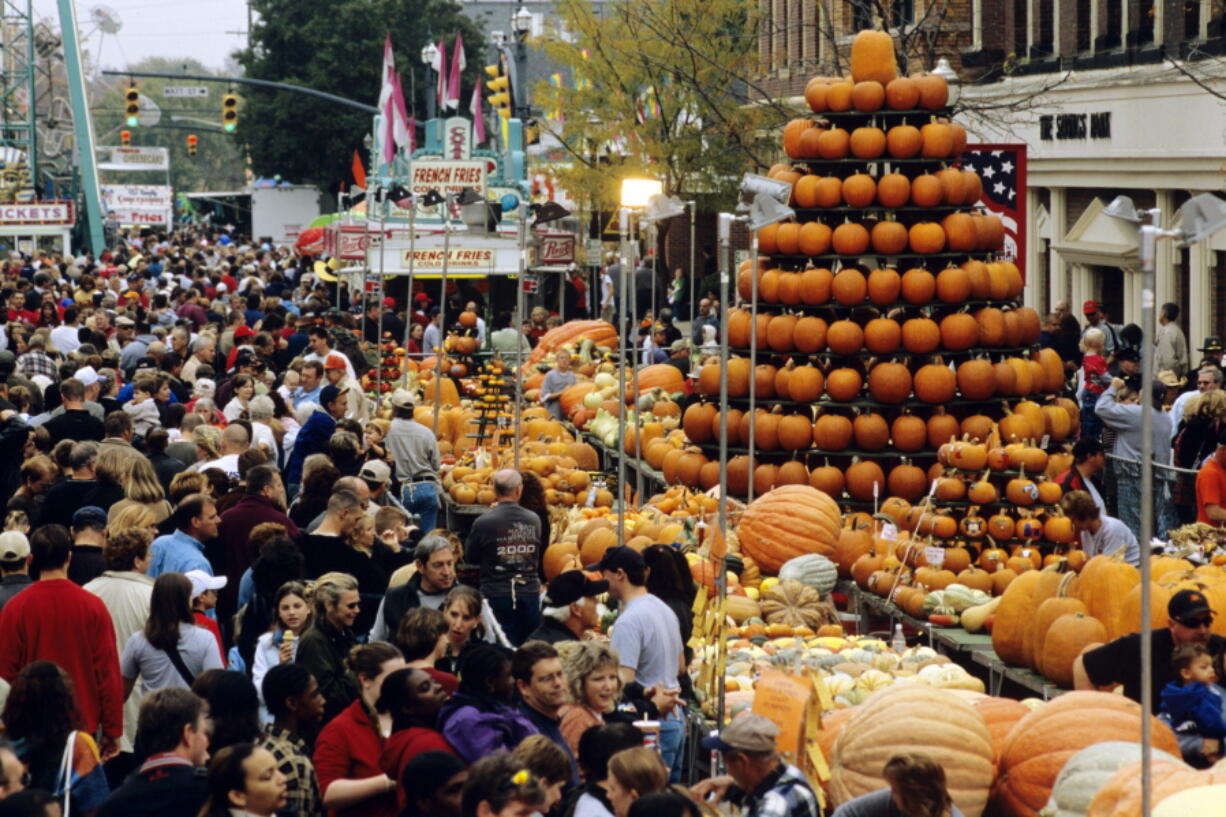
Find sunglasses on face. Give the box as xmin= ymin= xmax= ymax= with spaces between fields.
xmin=1180 ymin=617 xmax=1213 ymax=629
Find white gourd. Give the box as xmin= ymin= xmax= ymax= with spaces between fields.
xmin=778 ymin=553 xmax=838 ymax=595
xmin=1152 ymin=784 xmax=1226 ymax=817
xmin=1039 ymin=741 xmax=1180 ymax=817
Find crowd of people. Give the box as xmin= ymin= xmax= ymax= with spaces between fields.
xmin=0 ymin=230 xmax=926 ymax=817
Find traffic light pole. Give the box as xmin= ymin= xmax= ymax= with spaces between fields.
xmin=58 ymin=0 xmax=105 ymax=252
xmin=101 ymin=70 xmax=379 ymax=114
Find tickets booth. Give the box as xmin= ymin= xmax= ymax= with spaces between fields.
xmin=0 ymin=201 xmax=75 ymax=258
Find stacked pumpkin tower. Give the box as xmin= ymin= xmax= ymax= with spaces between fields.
xmin=681 ymin=30 xmax=1079 ymax=570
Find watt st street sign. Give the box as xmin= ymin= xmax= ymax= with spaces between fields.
xmin=163 ymin=86 xmax=209 ymax=99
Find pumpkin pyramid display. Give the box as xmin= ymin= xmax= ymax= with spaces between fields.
xmin=678 ymin=28 xmax=1073 ymax=581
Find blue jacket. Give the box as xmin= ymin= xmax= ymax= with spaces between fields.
xmin=1160 ymin=680 xmax=1226 ymax=768
xmin=285 ymin=410 xmax=336 ymax=487
xmin=439 ymin=693 xmax=538 ymax=764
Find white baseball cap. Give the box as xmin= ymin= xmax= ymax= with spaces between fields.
xmin=74 ymin=365 xmax=100 ymax=387
xmin=185 ymin=569 xmax=226 ymax=599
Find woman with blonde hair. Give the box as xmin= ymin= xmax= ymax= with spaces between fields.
xmin=191 ymin=424 xmax=223 ymax=468
xmin=558 ymin=641 xmax=624 ymax=756
xmin=607 ymin=747 xmax=669 ymax=817
xmin=169 ymin=470 xmax=210 ymax=503
xmin=109 ymin=453 xmax=174 ymax=527
xmin=1173 ymin=389 xmax=1226 ymax=523
xmin=296 ymin=571 xmax=363 ymax=723
xmin=831 ymin=752 xmax=963 ymax=817
xmin=107 ymin=502 xmax=161 ymax=539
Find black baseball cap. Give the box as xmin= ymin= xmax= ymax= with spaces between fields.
xmin=545 ymin=570 xmax=609 ymax=606
xmin=1114 ymin=347 xmax=1140 ymax=363
xmin=586 ymin=544 xmax=645 ymax=574
xmin=1169 ymin=589 xmax=1216 ymax=624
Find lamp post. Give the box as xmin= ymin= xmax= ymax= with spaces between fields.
xmin=512 ymin=5 xmax=532 ymax=119
xmin=421 ymin=41 xmax=439 ymax=120
xmin=1103 ymin=191 xmax=1226 ymax=817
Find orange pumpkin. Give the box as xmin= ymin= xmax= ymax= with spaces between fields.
xmin=876 ymin=173 xmax=910 ymax=208
xmin=832 ymin=222 xmax=870 ymax=256
xmin=849 ymin=29 xmax=898 ymax=85
xmin=886 ymin=125 xmax=922 ymax=158
xmin=737 ymin=485 xmax=841 ymax=573
xmin=909 ymin=222 xmax=946 ymax=254
xmin=845 ymin=460 xmax=886 ymax=502
xmin=868 ymin=362 xmax=913 ymax=404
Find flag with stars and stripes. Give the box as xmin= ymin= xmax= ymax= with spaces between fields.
xmin=960 ymin=143 xmax=1027 ymax=281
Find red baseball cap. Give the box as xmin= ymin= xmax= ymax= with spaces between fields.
xmin=1082 ymin=300 xmax=1101 ymax=315
xmin=234 ymin=325 xmax=255 ymax=339
xmin=324 ymin=353 xmax=347 ymax=370
xmin=383 ymin=297 xmax=396 ymax=308
xmin=414 ymin=292 xmax=430 ymax=302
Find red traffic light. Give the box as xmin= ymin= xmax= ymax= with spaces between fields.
xmin=186 ymin=134 xmax=198 ymax=146
xmin=119 ymin=130 xmax=131 ymax=146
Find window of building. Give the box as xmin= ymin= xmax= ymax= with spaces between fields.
xmin=1137 ymin=0 xmax=1155 ymax=44
xmin=1013 ymin=0 xmax=1028 ymax=57
xmin=1076 ymin=0 xmax=1091 ymax=51
xmin=1106 ymin=0 xmax=1122 ymax=48
xmin=890 ymin=0 xmax=915 ymax=27
xmin=1036 ymin=0 xmax=1054 ymax=54
xmin=1185 ymin=0 xmax=1202 ymax=40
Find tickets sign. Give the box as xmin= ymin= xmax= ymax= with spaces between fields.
xmin=0 ymin=201 xmax=75 ymax=225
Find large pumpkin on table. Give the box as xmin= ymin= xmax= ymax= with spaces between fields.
xmin=629 ymin=364 xmax=686 ymax=398
xmin=737 ymin=485 xmax=840 ymax=573
xmin=830 ymin=686 xmax=994 ymax=817
xmin=1071 ymin=555 xmax=1139 ymax=640
xmin=526 ymin=320 xmax=618 ymax=365
xmin=991 ymin=691 xmax=1180 ymax=817
xmin=970 ymin=697 xmax=1031 ymax=768
xmin=1043 ymin=741 xmax=1180 ymax=817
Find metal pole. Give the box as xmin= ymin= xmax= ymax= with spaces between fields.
xmin=514 ymin=202 xmax=528 ymax=469
xmin=433 ymin=196 xmax=453 ymax=426
xmin=102 ymin=69 xmax=380 ymax=114
xmin=1139 ymin=212 xmax=1160 ymax=817
xmin=58 ymin=0 xmax=106 ymax=251
xmin=688 ymin=201 xmax=697 ymax=326
xmin=746 ymin=235 xmax=758 ymax=501
xmin=402 ymin=203 xmax=417 ymax=355
xmin=715 ymin=212 xmax=733 ymax=730
xmin=630 ymin=217 xmax=642 ymax=503
xmin=617 ymin=207 xmax=630 ymax=548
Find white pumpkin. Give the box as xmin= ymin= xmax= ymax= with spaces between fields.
xmin=1039 ymin=741 xmax=1180 ymax=817
xmin=778 ymin=553 xmax=839 ymax=595
xmin=824 ymin=672 xmax=856 ymax=696
xmin=942 ymin=583 xmax=991 ymax=613
xmin=855 ymin=669 xmax=894 ymax=692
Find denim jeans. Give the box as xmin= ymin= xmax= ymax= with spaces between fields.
xmin=487 ymin=593 xmax=541 ymax=646
xmin=659 ymin=709 xmax=686 ymax=783
xmin=401 ymin=481 xmax=440 ymax=535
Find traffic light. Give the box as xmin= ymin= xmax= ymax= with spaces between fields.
xmin=119 ymin=129 xmax=131 ymax=147
xmin=222 ymin=93 xmax=238 ymax=133
xmin=186 ymin=133 xmax=198 ymax=156
xmin=485 ymin=61 xmax=512 ymax=120
xmin=124 ymin=83 xmax=139 ymax=127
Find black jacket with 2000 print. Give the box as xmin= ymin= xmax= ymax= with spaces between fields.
xmin=464 ymin=500 xmax=543 ymax=598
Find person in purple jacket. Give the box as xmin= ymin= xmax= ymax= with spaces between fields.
xmin=437 ymin=644 xmax=536 ymax=764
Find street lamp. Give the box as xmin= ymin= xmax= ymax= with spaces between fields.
xmin=512 ymin=6 xmax=533 ymax=119
xmin=421 ymin=41 xmax=439 ymax=119
xmin=1103 ymin=191 xmax=1226 ymax=817
xmin=931 ymin=57 xmax=960 ymax=106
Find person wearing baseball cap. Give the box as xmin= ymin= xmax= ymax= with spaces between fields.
xmin=694 ymin=713 xmax=819 ymax=817
xmin=185 ymin=569 xmax=227 ymax=658
xmin=68 ymin=505 xmax=109 ymax=587
xmin=386 ymin=387 xmax=442 ymax=537
xmin=0 ymin=530 xmax=31 ymax=612
xmin=526 ymin=570 xmax=608 ymax=644
xmin=1076 ymin=587 xmax=1226 ymax=709
xmin=1082 ymin=300 xmax=1122 ymax=357
xmin=322 ymin=351 xmax=369 ymax=422
xmin=591 ymin=544 xmax=686 ymax=778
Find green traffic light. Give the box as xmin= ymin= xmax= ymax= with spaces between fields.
xmin=125 ymin=116 xmax=139 ymax=127
xmin=223 ymin=122 xmax=236 ymax=133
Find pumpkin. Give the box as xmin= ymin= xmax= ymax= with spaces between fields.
xmin=992 ymin=567 xmax=1066 ymax=666
xmin=940 ymin=313 xmax=980 ymax=351
xmin=833 ymin=527 xmax=874 ymax=576
xmin=1072 ymin=555 xmax=1140 ymax=640
xmin=1042 ymin=741 xmax=1179 ymax=817
xmin=1023 ymin=573 xmax=1085 ymax=668
xmin=885 ymin=76 xmax=919 ymax=109
xmin=920 ymin=122 xmax=954 ymax=158
xmin=864 ymin=318 xmax=902 ymax=355
xmin=845 ymin=460 xmax=885 ymax=502
xmin=957 ymin=359 xmax=997 ymax=401
xmin=543 ymin=542 xmax=581 ymax=580
xmin=777 ymin=414 xmax=814 ymax=451
xmin=759 ymin=578 xmax=838 ymax=630
xmin=831 ymin=268 xmax=868 ymax=305
xmin=971 ymin=696 xmax=1032 ymax=768
xmin=877 ymin=174 xmax=910 ymax=208
xmin=827 ymin=319 xmax=865 ymax=355
xmin=778 ymin=553 xmax=838 ymax=596
xmin=914 ymin=363 xmax=957 ymax=403
xmin=737 ymin=485 xmax=841 ymax=573
xmin=909 ymin=221 xmax=946 ymax=254
xmin=887 ymin=463 xmax=927 ymax=502
xmin=1039 ymin=613 xmax=1106 ymax=688
xmin=849 ymin=29 xmax=898 ymax=85
xmin=683 ymin=402 xmax=716 ymax=444
xmin=826 ymin=368 xmax=863 ymax=402
xmin=910 ymin=173 xmax=944 ymax=207
xmin=870 ymin=220 xmax=909 ymax=254
xmin=830 ymin=686 xmax=994 ymax=817
xmin=850 ymin=123 xmax=887 ymax=157
xmin=842 ymin=174 xmax=877 ymax=207
xmin=915 ymin=73 xmax=949 ymax=109
xmin=853 ymin=412 xmax=890 ymax=451
xmin=900 ymin=267 xmax=936 ymax=304
xmin=886 ymin=124 xmax=922 ymax=158
xmin=527 ymin=320 xmax=619 ymax=365
xmin=868 ymin=362 xmax=912 ymax=404
xmin=902 ymin=316 xmax=941 ymax=354
xmin=818 ymin=128 xmax=851 ymax=160
xmin=792 ymin=317 xmax=829 ymax=354
xmin=892 ymin=414 xmax=928 ymax=452
xmin=992 ymin=691 xmax=1180 ymax=817
xmin=1090 ymin=761 xmax=1226 ymax=817
xmin=814 ymin=413 xmax=854 ymax=450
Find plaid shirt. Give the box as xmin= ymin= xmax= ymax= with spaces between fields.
xmin=258 ymin=724 xmax=321 ymax=817
xmin=16 ymin=349 xmax=58 ymax=380
xmin=728 ymin=763 xmax=819 ymax=817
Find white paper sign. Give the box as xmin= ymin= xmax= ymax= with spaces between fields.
xmin=923 ymin=547 xmax=945 ymax=568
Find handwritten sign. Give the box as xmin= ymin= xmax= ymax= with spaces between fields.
xmin=752 ymin=669 xmax=812 ymax=759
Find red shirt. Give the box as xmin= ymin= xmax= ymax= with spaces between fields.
xmin=379 ymin=726 xmax=455 ymax=810
xmin=1197 ymin=458 xmax=1226 ymax=525
xmin=0 ymin=579 xmax=124 ymax=738
xmin=314 ymin=699 xmax=397 ymax=817
xmin=193 ymin=612 xmax=225 ymax=665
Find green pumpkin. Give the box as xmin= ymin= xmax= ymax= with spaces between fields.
xmin=778 ymin=553 xmax=839 ymax=595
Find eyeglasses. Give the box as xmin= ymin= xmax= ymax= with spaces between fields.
xmin=1180 ymin=617 xmax=1213 ymax=629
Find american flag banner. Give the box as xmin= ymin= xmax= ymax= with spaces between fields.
xmin=960 ymin=143 xmax=1027 ymax=281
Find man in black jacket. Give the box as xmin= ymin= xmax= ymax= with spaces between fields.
xmin=97 ymin=688 xmax=210 ymax=817
xmin=464 ymin=469 xmax=542 ymax=645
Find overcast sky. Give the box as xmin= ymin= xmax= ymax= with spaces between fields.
xmin=36 ymin=0 xmax=252 ymax=72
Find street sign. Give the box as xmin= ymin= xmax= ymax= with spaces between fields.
xmin=163 ymin=86 xmax=209 ymax=99
xmin=98 ymin=146 xmax=169 ymax=172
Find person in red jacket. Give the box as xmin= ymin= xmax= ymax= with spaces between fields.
xmin=216 ymin=465 xmax=299 ymax=621
xmin=313 ymin=641 xmax=405 ymax=817
xmin=377 ymin=668 xmax=454 ymax=811
xmin=0 ymin=524 xmax=124 ymax=759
